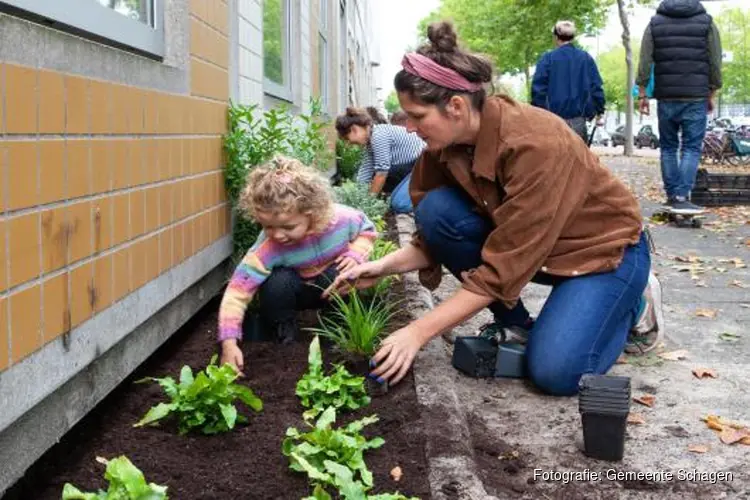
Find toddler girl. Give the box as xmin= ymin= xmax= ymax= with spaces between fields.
xmin=218 ymin=156 xmax=377 ymax=373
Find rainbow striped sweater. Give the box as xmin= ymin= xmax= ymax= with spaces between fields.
xmin=217 ymin=204 xmax=377 ymax=342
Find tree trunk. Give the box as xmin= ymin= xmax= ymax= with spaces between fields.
xmin=617 ymin=0 xmax=634 ymax=157
xmin=524 ymin=66 xmax=531 ymax=102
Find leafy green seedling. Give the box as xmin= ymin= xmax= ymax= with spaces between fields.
xmin=134 ymin=354 xmax=262 ymax=435
xmin=308 ymin=289 xmax=398 ymax=357
xmin=303 ymin=471 xmax=420 ymax=500
xmin=62 ymin=456 xmax=167 ymax=500
xmin=296 ymin=336 xmax=371 ymax=420
xmin=719 ymin=332 xmax=741 ymax=342
xmin=283 ymin=407 xmax=384 ymax=493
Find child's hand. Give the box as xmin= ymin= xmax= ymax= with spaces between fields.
xmin=220 ymin=340 xmax=245 ymax=377
xmin=335 ymin=255 xmax=359 ymax=274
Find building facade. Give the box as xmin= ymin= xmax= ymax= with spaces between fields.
xmin=0 ymin=0 xmax=380 ymax=493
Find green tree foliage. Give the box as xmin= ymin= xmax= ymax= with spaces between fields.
xmin=384 ymin=91 xmax=400 ymax=114
xmin=264 ymin=0 xmax=284 ymax=84
xmin=418 ymin=0 xmax=613 ymax=94
xmin=714 ymin=7 xmax=750 ymax=104
xmin=596 ymin=42 xmax=640 ymax=113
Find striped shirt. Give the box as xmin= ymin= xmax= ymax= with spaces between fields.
xmin=217 ymin=204 xmax=377 ymax=342
xmin=356 ymin=124 xmax=426 ymax=184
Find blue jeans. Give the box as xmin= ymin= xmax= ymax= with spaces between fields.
xmin=415 ymin=187 xmax=650 ymax=396
xmin=390 ymin=172 xmax=413 ymax=213
xmin=657 ymin=100 xmax=708 ymax=199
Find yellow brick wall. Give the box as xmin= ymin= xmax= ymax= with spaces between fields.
xmin=0 ymin=0 xmax=230 ymax=371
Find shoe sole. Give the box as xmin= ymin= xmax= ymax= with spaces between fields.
xmin=633 ymin=273 xmax=665 ymax=354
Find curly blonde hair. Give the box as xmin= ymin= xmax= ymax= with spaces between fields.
xmin=238 ymin=156 xmax=335 ymax=233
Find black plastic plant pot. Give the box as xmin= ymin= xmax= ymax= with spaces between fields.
xmin=578 ymin=393 xmax=631 ymax=408
xmin=579 ymin=401 xmax=631 ymax=415
xmin=494 ymin=343 xmax=527 ymax=379
xmin=578 ymin=374 xmax=631 ymax=394
xmin=365 ymin=376 xmax=389 ymax=396
xmin=581 ymin=411 xmax=628 ymax=461
xmin=452 ymin=336 xmax=498 ymax=378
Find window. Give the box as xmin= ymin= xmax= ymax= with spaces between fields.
xmin=263 ymin=0 xmax=292 ymax=101
xmin=318 ymin=0 xmax=329 ymax=111
xmin=0 ymin=0 xmax=164 ymax=58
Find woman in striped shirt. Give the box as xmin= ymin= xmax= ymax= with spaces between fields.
xmin=218 ymin=156 xmax=377 ymax=374
xmin=336 ymin=107 xmax=426 ymax=213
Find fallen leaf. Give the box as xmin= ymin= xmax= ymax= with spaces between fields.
xmin=702 ymin=415 xmax=749 ymax=432
xmin=742 ymin=436 xmax=750 ymax=446
xmin=627 ymin=413 xmax=646 ymax=425
xmin=658 ymin=349 xmax=689 ymax=361
xmin=718 ymin=332 xmax=741 ymax=342
xmin=695 ymin=309 xmax=718 ymax=319
xmin=692 ymin=368 xmax=718 ymax=379
xmin=720 ymin=428 xmax=750 ymax=445
xmin=695 ymin=280 xmax=708 ymax=288
xmin=730 ymin=280 xmax=748 ymax=288
xmin=741 ymin=304 xmax=750 ymax=309
xmin=390 ymin=466 xmax=403 ymax=482
xmin=615 ymin=354 xmax=628 ymax=364
xmin=688 ymin=444 xmax=710 ymax=453
xmin=633 ymin=394 xmax=656 ymax=407
xmin=716 ymin=267 xmax=728 ymax=273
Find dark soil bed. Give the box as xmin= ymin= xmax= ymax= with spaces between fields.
xmin=7 ymin=286 xmax=430 ymax=499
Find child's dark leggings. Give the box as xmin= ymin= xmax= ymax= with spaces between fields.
xmin=241 ymin=266 xmax=338 ymax=341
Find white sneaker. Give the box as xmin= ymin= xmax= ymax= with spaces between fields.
xmin=626 ymin=271 xmax=665 ymax=354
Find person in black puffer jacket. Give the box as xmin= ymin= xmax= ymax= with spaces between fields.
xmin=637 ymin=0 xmax=723 ymax=215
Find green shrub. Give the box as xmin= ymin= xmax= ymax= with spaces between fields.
xmin=332 ymin=182 xmax=389 ymax=225
xmin=335 ymin=140 xmax=364 ymax=183
xmin=223 ymin=98 xmax=334 ymax=258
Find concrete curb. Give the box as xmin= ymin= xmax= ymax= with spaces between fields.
xmin=394 ymin=215 xmax=497 ymax=500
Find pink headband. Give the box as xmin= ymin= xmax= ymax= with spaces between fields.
xmin=401 ymin=53 xmax=484 ymax=93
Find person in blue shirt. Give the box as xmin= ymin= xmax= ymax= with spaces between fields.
xmin=531 ymin=20 xmax=606 ymax=143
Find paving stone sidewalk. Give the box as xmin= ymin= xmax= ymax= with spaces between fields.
xmin=401 ymin=156 xmax=750 ymax=500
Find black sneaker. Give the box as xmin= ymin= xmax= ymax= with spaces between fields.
xmin=668 ymin=196 xmax=703 ymax=215
xmin=478 ymin=320 xmax=531 ymax=345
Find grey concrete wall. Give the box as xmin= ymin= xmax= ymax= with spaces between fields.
xmin=0 ymin=0 xmax=189 ymax=93
xmin=0 ymin=240 xmax=231 ymax=494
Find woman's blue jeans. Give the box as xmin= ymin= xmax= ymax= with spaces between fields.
xmin=414 ymin=187 xmax=650 ymax=396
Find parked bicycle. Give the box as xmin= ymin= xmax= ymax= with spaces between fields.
xmin=702 ymin=129 xmax=750 ymax=167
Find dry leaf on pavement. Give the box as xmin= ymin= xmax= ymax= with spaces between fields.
xmin=658 ymin=349 xmax=689 ymax=361
xmin=695 ymin=309 xmax=718 ymax=319
xmin=627 ymin=413 xmax=646 ymax=425
xmin=616 ymin=354 xmax=628 ymax=364
xmin=390 ymin=466 xmax=403 ymax=482
xmin=730 ymin=280 xmax=748 ymax=288
xmin=692 ymin=368 xmax=718 ymax=379
xmin=688 ymin=444 xmax=710 ymax=453
xmin=633 ymin=394 xmax=656 ymax=407
xmin=719 ymin=428 xmax=750 ymax=445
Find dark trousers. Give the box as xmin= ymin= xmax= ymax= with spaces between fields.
xmin=382 ymin=161 xmax=415 ymax=195
xmin=565 ymin=116 xmax=589 ymax=144
xmin=242 ymin=266 xmax=338 ymax=341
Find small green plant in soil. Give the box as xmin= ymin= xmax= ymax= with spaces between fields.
xmin=296 ymin=336 xmax=371 ymax=420
xmin=362 ymin=238 xmax=400 ymax=300
xmin=336 ymin=139 xmax=364 ymax=183
xmin=305 ymin=480 xmax=419 ymax=500
xmin=307 ymin=289 xmax=397 ymax=358
xmin=62 ymin=456 xmax=167 ymax=500
xmin=283 ymin=407 xmax=383 ymax=497
xmin=333 ymin=181 xmax=389 ymax=226
xmin=134 ymin=355 xmax=263 ymax=435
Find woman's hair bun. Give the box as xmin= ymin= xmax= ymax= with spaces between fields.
xmin=427 ymin=21 xmax=458 ymax=53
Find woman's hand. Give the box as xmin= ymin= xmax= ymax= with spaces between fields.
xmin=321 ymin=259 xmax=387 ymax=299
xmin=369 ymin=324 xmax=428 ymax=385
xmin=220 ymin=339 xmax=245 ymax=377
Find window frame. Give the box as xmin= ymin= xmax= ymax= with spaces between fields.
xmin=263 ymin=0 xmax=293 ymax=102
xmin=0 ymin=0 xmax=165 ymax=59
xmin=317 ymin=0 xmax=329 ymax=112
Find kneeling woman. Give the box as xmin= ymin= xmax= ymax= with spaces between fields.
xmin=336 ymin=107 xmax=425 ymax=213
xmin=326 ymin=22 xmax=664 ymax=396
